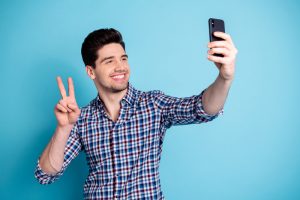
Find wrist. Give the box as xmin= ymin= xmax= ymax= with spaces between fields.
xmin=218 ymin=73 xmax=234 ymax=85
xmin=56 ymin=124 xmax=74 ymax=136
xmin=57 ymin=123 xmax=74 ymax=129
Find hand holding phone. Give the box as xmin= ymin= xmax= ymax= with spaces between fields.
xmin=208 ymin=18 xmax=225 ymax=57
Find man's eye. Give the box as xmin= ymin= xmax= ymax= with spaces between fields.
xmin=106 ymin=60 xmax=113 ymax=64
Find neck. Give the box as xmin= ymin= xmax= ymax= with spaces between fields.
xmin=98 ymin=86 xmax=128 ymax=122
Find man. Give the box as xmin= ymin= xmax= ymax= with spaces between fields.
xmin=35 ymin=28 xmax=237 ymax=199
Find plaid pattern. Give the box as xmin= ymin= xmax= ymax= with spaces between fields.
xmin=35 ymin=83 xmax=223 ymax=199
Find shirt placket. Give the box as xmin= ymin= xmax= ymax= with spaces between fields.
xmin=111 ymin=102 xmax=128 ymax=199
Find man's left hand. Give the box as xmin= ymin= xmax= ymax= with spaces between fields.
xmin=207 ymin=32 xmax=238 ymax=81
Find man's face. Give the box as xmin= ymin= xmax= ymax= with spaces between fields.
xmin=87 ymin=43 xmax=130 ymax=93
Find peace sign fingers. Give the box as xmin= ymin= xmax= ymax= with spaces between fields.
xmin=56 ymin=76 xmax=76 ymax=100
xmin=54 ymin=76 xmax=81 ymax=126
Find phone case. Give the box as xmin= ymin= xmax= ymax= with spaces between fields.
xmin=208 ymin=18 xmax=225 ymax=57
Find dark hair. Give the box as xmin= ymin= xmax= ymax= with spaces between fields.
xmin=81 ymin=28 xmax=125 ymax=68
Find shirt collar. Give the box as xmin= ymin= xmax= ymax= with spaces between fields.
xmin=95 ymin=82 xmax=138 ymax=110
xmin=122 ymin=82 xmax=137 ymax=106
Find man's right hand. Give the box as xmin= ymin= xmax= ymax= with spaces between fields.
xmin=54 ymin=77 xmax=81 ymax=127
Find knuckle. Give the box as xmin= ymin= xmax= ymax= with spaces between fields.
xmin=59 ymin=99 xmax=66 ymax=105
xmin=223 ymin=59 xmax=230 ymax=65
xmin=226 ymin=60 xmax=232 ymax=65
xmin=227 ymin=60 xmax=232 ymax=65
xmin=227 ymin=49 xmax=232 ymax=55
xmin=55 ymin=104 xmax=61 ymax=110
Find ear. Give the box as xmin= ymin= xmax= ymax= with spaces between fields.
xmin=86 ymin=66 xmax=96 ymax=80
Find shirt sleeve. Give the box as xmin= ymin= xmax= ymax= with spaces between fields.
xmin=152 ymin=89 xmax=224 ymax=128
xmin=34 ymin=119 xmax=82 ymax=184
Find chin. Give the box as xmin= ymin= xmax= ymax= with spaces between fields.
xmin=110 ymin=82 xmax=129 ymax=93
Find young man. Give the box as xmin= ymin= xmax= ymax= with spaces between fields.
xmin=35 ymin=28 xmax=237 ymax=199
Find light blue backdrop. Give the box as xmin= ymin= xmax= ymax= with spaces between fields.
xmin=0 ymin=0 xmax=299 ymax=199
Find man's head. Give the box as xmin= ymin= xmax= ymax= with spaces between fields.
xmin=81 ymin=28 xmax=130 ymax=93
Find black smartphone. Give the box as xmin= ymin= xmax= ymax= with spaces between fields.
xmin=208 ymin=18 xmax=225 ymax=57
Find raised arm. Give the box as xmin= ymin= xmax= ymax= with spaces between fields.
xmin=38 ymin=77 xmax=81 ymax=174
xmin=202 ymin=32 xmax=238 ymax=115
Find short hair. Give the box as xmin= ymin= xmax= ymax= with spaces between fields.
xmin=81 ymin=28 xmax=125 ymax=68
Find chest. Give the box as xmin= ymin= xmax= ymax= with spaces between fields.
xmin=79 ymin=102 xmax=162 ymax=167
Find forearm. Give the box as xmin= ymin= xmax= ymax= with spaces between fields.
xmin=202 ymin=73 xmax=233 ymax=115
xmin=39 ymin=124 xmax=74 ymax=175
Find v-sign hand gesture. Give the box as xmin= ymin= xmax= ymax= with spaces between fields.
xmin=54 ymin=77 xmax=81 ymax=127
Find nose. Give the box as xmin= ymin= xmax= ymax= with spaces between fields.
xmin=114 ymin=59 xmax=126 ymax=72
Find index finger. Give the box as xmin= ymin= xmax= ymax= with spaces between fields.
xmin=68 ymin=77 xmax=75 ymax=98
xmin=56 ymin=76 xmax=67 ymax=99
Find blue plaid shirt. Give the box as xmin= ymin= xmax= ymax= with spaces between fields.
xmin=35 ymin=83 xmax=222 ymax=199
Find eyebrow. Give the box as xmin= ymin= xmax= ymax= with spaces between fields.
xmin=100 ymin=54 xmax=128 ymax=64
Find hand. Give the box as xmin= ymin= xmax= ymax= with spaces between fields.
xmin=207 ymin=32 xmax=238 ymax=81
xmin=54 ymin=77 xmax=81 ymax=127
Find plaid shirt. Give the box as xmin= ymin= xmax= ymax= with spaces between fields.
xmin=35 ymin=83 xmax=222 ymax=199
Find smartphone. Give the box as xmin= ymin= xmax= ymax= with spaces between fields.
xmin=208 ymin=18 xmax=225 ymax=57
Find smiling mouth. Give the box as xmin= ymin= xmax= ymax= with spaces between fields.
xmin=111 ymin=74 xmax=126 ymax=81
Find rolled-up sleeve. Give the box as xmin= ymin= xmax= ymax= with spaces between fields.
xmin=34 ymin=120 xmax=82 ymax=184
xmin=152 ymin=89 xmax=223 ymax=128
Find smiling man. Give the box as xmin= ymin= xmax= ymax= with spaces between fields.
xmin=35 ymin=28 xmax=237 ymax=199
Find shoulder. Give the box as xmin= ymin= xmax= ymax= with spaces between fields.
xmin=77 ymin=97 xmax=100 ymax=120
xmin=137 ymin=86 xmax=165 ymax=98
xmin=136 ymin=88 xmax=165 ymax=103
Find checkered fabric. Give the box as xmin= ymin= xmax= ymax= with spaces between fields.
xmin=35 ymin=83 xmax=222 ymax=199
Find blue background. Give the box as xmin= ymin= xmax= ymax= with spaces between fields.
xmin=1 ymin=0 xmax=299 ymax=199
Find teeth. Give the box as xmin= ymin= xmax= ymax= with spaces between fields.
xmin=112 ymin=74 xmax=124 ymax=79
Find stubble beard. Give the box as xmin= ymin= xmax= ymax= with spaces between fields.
xmin=110 ymin=82 xmax=129 ymax=93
